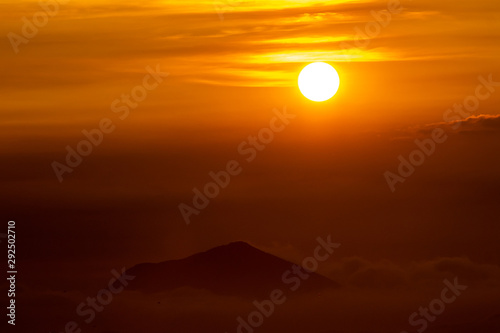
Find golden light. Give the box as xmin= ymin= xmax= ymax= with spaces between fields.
xmin=298 ymin=62 xmax=340 ymax=102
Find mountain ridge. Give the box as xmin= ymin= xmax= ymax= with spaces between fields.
xmin=125 ymin=241 xmax=339 ymax=298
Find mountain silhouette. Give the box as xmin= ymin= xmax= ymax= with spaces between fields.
xmin=125 ymin=241 xmax=339 ymax=298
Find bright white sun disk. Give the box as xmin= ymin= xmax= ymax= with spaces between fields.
xmin=298 ymin=62 xmax=340 ymax=102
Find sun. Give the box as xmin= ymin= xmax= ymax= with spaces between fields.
xmin=298 ymin=62 xmax=340 ymax=102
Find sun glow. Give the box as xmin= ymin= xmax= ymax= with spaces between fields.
xmin=298 ymin=62 xmax=340 ymax=102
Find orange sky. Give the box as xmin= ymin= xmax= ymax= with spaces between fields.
xmin=1 ymin=2 xmax=500 ymax=332
xmin=1 ymin=0 xmax=499 ymax=247
xmin=2 ymin=0 xmax=499 ymax=132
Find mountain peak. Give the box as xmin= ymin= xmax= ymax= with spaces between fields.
xmin=226 ymin=240 xmax=253 ymax=247
xmin=208 ymin=240 xmax=256 ymax=252
xmin=126 ymin=241 xmax=339 ymax=298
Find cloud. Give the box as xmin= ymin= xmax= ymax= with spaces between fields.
xmin=410 ymin=257 xmax=500 ymax=286
xmin=323 ymin=256 xmax=500 ymax=289
xmin=451 ymin=114 xmax=500 ymax=133
xmin=396 ymin=114 xmax=500 ymax=138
